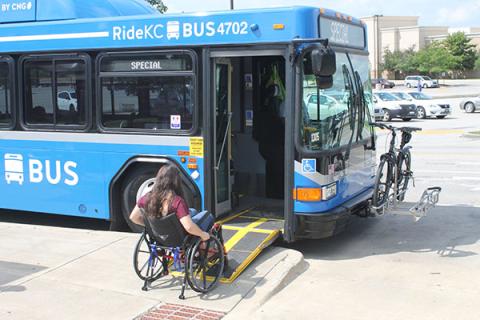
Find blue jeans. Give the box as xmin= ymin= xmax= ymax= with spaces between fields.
xmin=189 ymin=209 xmax=214 ymax=232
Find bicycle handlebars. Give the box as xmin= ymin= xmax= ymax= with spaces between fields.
xmin=369 ymin=122 xmax=422 ymax=133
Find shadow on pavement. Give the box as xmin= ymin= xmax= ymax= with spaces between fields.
xmin=284 ymin=204 xmax=480 ymax=261
xmin=0 ymin=260 xmax=47 ymax=289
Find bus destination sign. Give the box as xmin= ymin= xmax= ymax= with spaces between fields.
xmin=319 ymin=17 xmax=365 ymax=49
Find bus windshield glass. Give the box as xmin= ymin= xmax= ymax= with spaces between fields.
xmin=301 ymin=52 xmax=372 ymax=151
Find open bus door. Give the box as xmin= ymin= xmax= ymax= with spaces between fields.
xmin=213 ymin=59 xmax=233 ymax=216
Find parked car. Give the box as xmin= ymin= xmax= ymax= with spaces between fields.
xmin=304 ymin=93 xmax=345 ymax=120
xmin=391 ymin=91 xmax=450 ymax=119
xmin=372 ymin=91 xmax=417 ymax=121
xmin=404 ymin=75 xmax=439 ymax=89
xmin=372 ymin=78 xmax=395 ymax=89
xmin=373 ymin=104 xmax=385 ymax=121
xmin=459 ymin=96 xmax=480 ymax=113
xmin=57 ymin=91 xmax=78 ymax=111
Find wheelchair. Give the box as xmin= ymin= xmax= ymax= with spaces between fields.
xmin=133 ymin=210 xmax=225 ymax=299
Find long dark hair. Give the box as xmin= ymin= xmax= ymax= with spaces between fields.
xmin=145 ymin=165 xmax=184 ymax=218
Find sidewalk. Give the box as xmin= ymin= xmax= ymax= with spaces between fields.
xmin=0 ymin=222 xmax=303 ymax=320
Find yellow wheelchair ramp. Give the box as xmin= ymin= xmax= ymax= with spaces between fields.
xmin=217 ymin=207 xmax=284 ymax=283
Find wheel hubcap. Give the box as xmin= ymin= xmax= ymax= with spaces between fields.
xmin=136 ymin=178 xmax=156 ymax=201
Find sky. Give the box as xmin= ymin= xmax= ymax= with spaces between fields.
xmin=163 ymin=0 xmax=480 ymax=28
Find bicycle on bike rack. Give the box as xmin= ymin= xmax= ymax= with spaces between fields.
xmin=369 ymin=122 xmax=441 ymax=219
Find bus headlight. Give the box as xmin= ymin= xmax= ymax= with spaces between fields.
xmin=293 ymin=182 xmax=337 ymax=202
xmin=322 ymin=182 xmax=337 ymax=200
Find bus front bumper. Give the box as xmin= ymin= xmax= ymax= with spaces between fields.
xmin=294 ymin=188 xmax=373 ymax=240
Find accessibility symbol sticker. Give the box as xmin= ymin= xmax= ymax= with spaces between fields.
xmin=301 ymin=159 xmax=316 ymax=174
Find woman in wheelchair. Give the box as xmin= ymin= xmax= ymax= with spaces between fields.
xmin=129 ymin=164 xmax=225 ymax=299
xmin=129 ymin=164 xmax=213 ymax=241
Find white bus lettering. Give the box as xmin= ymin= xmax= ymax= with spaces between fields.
xmin=29 ymin=159 xmax=43 ymax=183
xmin=45 ymin=160 xmax=61 ymax=185
xmin=113 ymin=26 xmax=122 ymax=40
xmin=206 ymin=22 xmax=215 ymax=36
xmin=64 ymin=161 xmax=79 ymax=186
xmin=193 ymin=23 xmax=204 ymax=37
xmin=153 ymin=24 xmax=164 ymax=38
xmin=183 ymin=23 xmax=193 ymax=37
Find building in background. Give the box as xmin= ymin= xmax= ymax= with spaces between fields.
xmin=362 ymin=15 xmax=480 ymax=79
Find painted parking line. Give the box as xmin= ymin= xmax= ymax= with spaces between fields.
xmin=378 ymin=129 xmax=466 ymax=135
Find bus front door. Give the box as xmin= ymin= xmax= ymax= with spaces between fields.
xmin=214 ymin=59 xmax=232 ymax=215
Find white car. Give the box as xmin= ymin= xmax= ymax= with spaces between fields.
xmin=372 ymin=91 xmax=417 ymax=122
xmin=57 ymin=91 xmax=78 ymax=112
xmin=304 ymin=93 xmax=346 ymax=120
xmin=404 ymin=75 xmax=439 ymax=89
xmin=391 ymin=92 xmax=450 ymax=119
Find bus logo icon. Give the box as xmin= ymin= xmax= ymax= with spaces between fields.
xmin=302 ymin=159 xmax=316 ymax=174
xmin=4 ymin=154 xmax=24 ymax=185
xmin=167 ymin=21 xmax=180 ymax=40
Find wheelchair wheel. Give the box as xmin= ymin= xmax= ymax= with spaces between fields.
xmin=186 ymin=236 xmax=224 ymax=293
xmin=133 ymin=232 xmax=168 ymax=281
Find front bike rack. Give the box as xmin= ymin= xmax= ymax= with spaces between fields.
xmin=370 ymin=173 xmax=442 ymax=221
xmin=408 ymin=187 xmax=442 ymax=221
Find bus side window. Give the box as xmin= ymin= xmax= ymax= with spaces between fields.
xmin=0 ymin=61 xmax=12 ymax=128
xmin=99 ymin=52 xmax=195 ymax=132
xmin=23 ymin=57 xmax=87 ymax=129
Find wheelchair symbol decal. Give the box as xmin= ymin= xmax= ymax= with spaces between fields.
xmin=302 ymin=159 xmax=316 ymax=174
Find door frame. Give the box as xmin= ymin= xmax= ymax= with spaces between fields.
xmin=202 ymin=46 xmax=295 ymax=242
xmin=213 ymin=58 xmax=233 ymax=215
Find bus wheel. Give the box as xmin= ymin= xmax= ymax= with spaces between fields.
xmin=121 ymin=168 xmax=157 ymax=232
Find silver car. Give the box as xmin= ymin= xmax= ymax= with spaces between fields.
xmin=404 ymin=75 xmax=439 ymax=89
xmin=459 ymin=96 xmax=480 ymax=113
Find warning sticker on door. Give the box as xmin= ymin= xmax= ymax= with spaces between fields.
xmin=170 ymin=115 xmax=181 ymax=129
xmin=189 ymin=137 xmax=204 ymax=157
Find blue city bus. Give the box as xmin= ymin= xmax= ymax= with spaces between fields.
xmin=0 ymin=0 xmax=375 ymax=242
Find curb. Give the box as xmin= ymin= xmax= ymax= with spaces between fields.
xmin=224 ymin=247 xmax=306 ymax=319
xmin=462 ymin=132 xmax=480 ymax=139
xmin=429 ymin=93 xmax=479 ymax=99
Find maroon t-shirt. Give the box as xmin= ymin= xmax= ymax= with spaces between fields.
xmin=137 ymin=193 xmax=189 ymax=220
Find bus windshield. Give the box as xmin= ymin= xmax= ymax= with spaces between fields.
xmin=301 ymin=52 xmax=372 ymax=151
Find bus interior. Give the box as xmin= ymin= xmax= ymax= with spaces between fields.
xmin=214 ymin=54 xmax=286 ymax=220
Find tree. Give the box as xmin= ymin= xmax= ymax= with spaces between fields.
xmin=414 ymin=42 xmax=456 ymax=76
xmin=444 ymin=32 xmax=477 ymax=72
xmin=475 ymin=55 xmax=480 ymax=71
xmin=381 ymin=47 xmax=418 ymax=77
xmin=146 ymin=0 xmax=167 ymax=13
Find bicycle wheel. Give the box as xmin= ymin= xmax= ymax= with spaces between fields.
xmin=372 ymin=157 xmax=392 ymax=213
xmin=186 ymin=236 xmax=224 ymax=293
xmin=133 ymin=232 xmax=168 ymax=281
xmin=397 ymin=150 xmax=411 ymax=201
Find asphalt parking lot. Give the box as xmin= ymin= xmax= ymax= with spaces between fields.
xmin=244 ymin=93 xmax=480 ymax=319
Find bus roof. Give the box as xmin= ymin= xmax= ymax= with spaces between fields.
xmin=0 ymin=3 xmax=366 ymax=53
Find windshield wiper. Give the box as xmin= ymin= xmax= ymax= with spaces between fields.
xmin=353 ymin=71 xmax=375 ymax=150
xmin=342 ymin=64 xmax=357 ymax=161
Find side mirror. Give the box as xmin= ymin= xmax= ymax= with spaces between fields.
xmin=373 ymin=97 xmax=378 ymax=103
xmin=311 ymin=47 xmax=336 ymax=89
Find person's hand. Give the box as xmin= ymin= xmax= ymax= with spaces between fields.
xmin=200 ymin=231 xmax=210 ymax=242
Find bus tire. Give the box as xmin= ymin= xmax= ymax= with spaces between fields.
xmin=121 ymin=168 xmax=158 ymax=232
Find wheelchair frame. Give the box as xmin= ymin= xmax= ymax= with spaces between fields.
xmin=133 ymin=214 xmax=225 ymax=299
